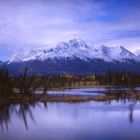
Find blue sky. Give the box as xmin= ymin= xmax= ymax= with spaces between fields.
xmin=0 ymin=0 xmax=140 ymax=60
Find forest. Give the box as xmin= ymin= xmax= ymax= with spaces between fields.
xmin=0 ymin=67 xmax=140 ymax=100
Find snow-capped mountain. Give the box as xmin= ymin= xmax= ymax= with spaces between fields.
xmin=8 ymin=39 xmax=93 ymax=62
xmin=1 ymin=38 xmax=140 ymax=75
xmin=8 ymin=38 xmax=139 ymax=63
xmin=92 ymin=45 xmax=138 ymax=61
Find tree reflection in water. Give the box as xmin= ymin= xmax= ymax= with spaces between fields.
xmin=0 ymin=103 xmax=11 ymax=131
xmin=0 ymin=88 xmax=139 ymax=132
xmin=128 ymin=101 xmax=136 ymax=123
xmin=0 ymin=102 xmax=47 ymax=131
xmin=105 ymin=88 xmax=138 ymax=123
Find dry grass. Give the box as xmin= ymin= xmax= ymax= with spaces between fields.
xmin=0 ymin=94 xmax=117 ymax=104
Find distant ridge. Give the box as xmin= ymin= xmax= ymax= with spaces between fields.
xmin=1 ymin=38 xmax=140 ymax=75
xmin=8 ymin=38 xmax=140 ymax=63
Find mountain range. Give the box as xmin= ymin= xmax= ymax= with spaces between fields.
xmin=1 ymin=38 xmax=140 ymax=75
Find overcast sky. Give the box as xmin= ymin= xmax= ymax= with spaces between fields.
xmin=0 ymin=0 xmax=140 ymax=60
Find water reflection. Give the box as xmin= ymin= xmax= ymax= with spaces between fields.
xmin=128 ymin=102 xmax=136 ymax=123
xmin=0 ymin=103 xmax=10 ymax=131
xmin=0 ymin=100 xmax=139 ymax=132
xmin=1 ymin=89 xmax=140 ymax=140
xmin=47 ymin=87 xmax=140 ymax=96
xmin=0 ymin=102 xmax=48 ymax=131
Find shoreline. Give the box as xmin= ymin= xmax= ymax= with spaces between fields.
xmin=1 ymin=89 xmax=140 ymax=104
xmin=0 ymin=94 xmax=116 ymax=104
xmin=38 ymin=85 xmax=140 ymax=91
xmin=1 ymin=87 xmax=140 ymax=105
xmin=38 ymin=85 xmax=112 ymax=91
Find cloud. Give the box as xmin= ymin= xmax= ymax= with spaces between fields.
xmin=0 ymin=0 xmax=110 ymax=44
xmin=0 ymin=0 xmax=140 ymax=60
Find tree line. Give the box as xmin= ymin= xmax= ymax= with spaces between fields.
xmin=0 ymin=67 xmax=96 ymax=99
xmin=0 ymin=67 xmax=53 ymax=99
xmin=95 ymin=69 xmax=140 ymax=86
xmin=0 ymin=66 xmax=140 ymax=99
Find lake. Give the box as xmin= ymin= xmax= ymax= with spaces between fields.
xmin=1 ymin=88 xmax=140 ymax=140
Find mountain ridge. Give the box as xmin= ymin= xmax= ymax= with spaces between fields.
xmin=1 ymin=38 xmax=140 ymax=75
xmin=7 ymin=38 xmax=140 ymax=63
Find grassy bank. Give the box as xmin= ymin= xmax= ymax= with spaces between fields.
xmin=0 ymin=94 xmax=116 ymax=104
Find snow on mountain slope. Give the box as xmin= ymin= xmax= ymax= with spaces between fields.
xmin=8 ymin=38 xmax=139 ymax=63
xmin=8 ymin=38 xmax=94 ymax=62
xmin=9 ymin=49 xmax=40 ymax=62
xmin=109 ymin=46 xmax=135 ymax=60
xmin=92 ymin=45 xmax=112 ymax=61
xmin=104 ymin=46 xmax=136 ymax=60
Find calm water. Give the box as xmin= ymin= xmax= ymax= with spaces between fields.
xmin=1 ymin=88 xmax=140 ymax=140
xmin=47 ymin=87 xmax=140 ymax=96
